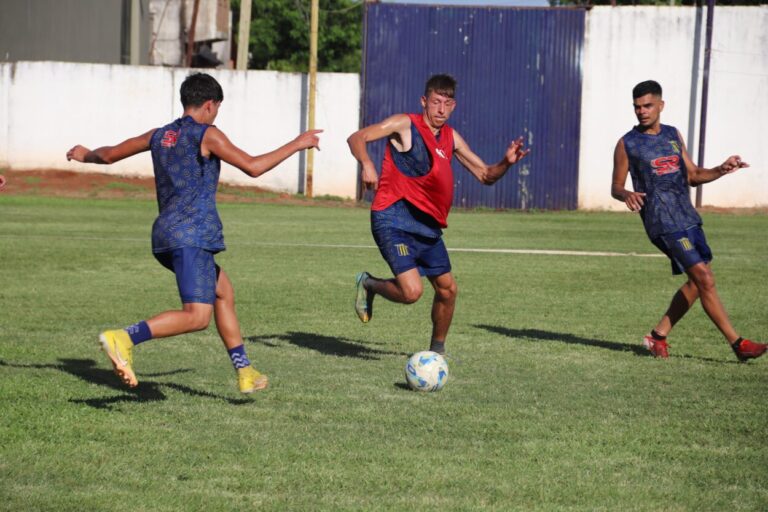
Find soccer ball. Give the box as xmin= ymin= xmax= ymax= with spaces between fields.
xmin=404 ymin=351 xmax=449 ymax=392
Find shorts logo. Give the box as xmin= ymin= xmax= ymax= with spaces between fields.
xmin=651 ymin=155 xmax=680 ymax=176
xmin=677 ymin=237 xmax=693 ymax=251
xmin=669 ymin=141 xmax=680 ymax=153
xmin=161 ymin=130 xmax=179 ymax=148
xmin=395 ymin=243 xmax=409 ymax=256
xmin=435 ymin=148 xmax=447 ymax=159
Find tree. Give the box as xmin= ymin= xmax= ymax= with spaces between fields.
xmin=232 ymin=0 xmax=362 ymax=73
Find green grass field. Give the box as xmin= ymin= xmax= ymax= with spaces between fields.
xmin=1 ymin=195 xmax=766 ymax=511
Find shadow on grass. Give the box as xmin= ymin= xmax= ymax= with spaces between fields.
xmin=474 ymin=325 xmax=731 ymax=363
xmin=246 ymin=331 xmax=409 ymax=360
xmin=0 ymin=358 xmax=253 ymax=409
xmin=475 ymin=325 xmax=649 ymax=356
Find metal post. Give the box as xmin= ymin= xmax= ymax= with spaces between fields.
xmin=130 ymin=0 xmax=140 ymax=65
xmin=236 ymin=0 xmax=252 ymax=70
xmin=695 ymin=0 xmax=714 ymax=208
xmin=306 ymin=0 xmax=319 ymax=198
xmin=185 ymin=0 xmax=201 ymax=68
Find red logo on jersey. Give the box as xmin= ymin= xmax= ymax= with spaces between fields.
xmin=651 ymin=155 xmax=680 ymax=176
xmin=161 ymin=130 xmax=179 ymax=148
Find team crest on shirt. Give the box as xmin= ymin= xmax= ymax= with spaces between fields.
xmin=651 ymin=155 xmax=680 ymax=176
xmin=669 ymin=141 xmax=680 ymax=154
xmin=435 ymin=148 xmax=448 ymax=159
xmin=161 ymin=129 xmax=179 ymax=148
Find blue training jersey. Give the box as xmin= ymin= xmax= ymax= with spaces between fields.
xmin=371 ymin=122 xmax=446 ymax=238
xmin=149 ymin=116 xmax=225 ymax=253
xmin=622 ymin=124 xmax=701 ymax=239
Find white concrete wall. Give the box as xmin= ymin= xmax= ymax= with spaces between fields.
xmin=2 ymin=6 xmax=764 ymax=207
xmin=0 ymin=61 xmax=360 ymax=198
xmin=579 ymin=6 xmax=768 ymax=209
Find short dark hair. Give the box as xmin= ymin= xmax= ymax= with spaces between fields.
xmin=180 ymin=73 xmax=224 ymax=108
xmin=632 ymin=80 xmax=662 ymax=99
xmin=424 ymin=74 xmax=457 ymax=98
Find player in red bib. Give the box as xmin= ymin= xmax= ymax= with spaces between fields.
xmin=348 ymin=74 xmax=530 ymax=355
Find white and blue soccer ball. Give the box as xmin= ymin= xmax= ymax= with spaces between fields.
xmin=405 ymin=351 xmax=449 ymax=392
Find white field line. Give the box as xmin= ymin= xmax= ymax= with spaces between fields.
xmin=0 ymin=234 xmax=662 ymax=258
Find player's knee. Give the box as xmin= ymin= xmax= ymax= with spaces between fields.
xmin=401 ymin=284 xmax=423 ymax=304
xmin=187 ymin=309 xmax=212 ymax=331
xmin=692 ymin=267 xmax=716 ymax=292
xmin=436 ymin=281 xmax=458 ymax=302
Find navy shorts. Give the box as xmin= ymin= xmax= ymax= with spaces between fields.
xmin=651 ymin=225 xmax=712 ymax=275
xmin=372 ymin=226 xmax=451 ymax=277
xmin=154 ymin=247 xmax=221 ymax=304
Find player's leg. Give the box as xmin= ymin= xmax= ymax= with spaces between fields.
xmin=654 ymin=280 xmax=699 ymax=336
xmin=644 ymin=230 xmax=706 ymax=358
xmin=683 ymin=262 xmax=765 ymax=360
xmin=368 ymin=269 xmax=424 ymax=304
xmin=426 ymin=272 xmax=457 ymax=355
xmin=99 ymin=247 xmax=214 ymax=388
xmin=212 ymin=268 xmax=267 ymax=393
xmin=355 ymin=227 xmax=425 ymax=322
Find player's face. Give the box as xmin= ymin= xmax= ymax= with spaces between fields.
xmin=421 ymin=91 xmax=456 ymax=129
xmin=633 ymin=93 xmax=664 ymax=129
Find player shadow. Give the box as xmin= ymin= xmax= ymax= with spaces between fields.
xmin=246 ymin=331 xmax=409 ymax=360
xmin=0 ymin=358 xmax=252 ymax=410
xmin=474 ymin=325 xmax=649 ymax=356
xmin=474 ymin=325 xmax=730 ymax=363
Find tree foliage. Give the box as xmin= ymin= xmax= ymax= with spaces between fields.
xmin=232 ymin=0 xmax=362 ymax=73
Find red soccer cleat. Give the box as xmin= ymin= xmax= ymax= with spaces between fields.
xmin=732 ymin=339 xmax=767 ymax=363
xmin=643 ymin=334 xmax=669 ymax=359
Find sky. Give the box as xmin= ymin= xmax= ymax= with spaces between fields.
xmin=380 ymin=0 xmax=550 ymax=6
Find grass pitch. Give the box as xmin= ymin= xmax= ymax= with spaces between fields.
xmin=0 ymin=196 xmax=766 ymax=511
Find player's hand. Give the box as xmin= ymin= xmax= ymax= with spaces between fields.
xmin=719 ymin=155 xmax=749 ymax=174
xmin=361 ymin=161 xmax=379 ymax=191
xmin=624 ymin=191 xmax=646 ymax=212
xmin=294 ymin=129 xmax=323 ymax=151
xmin=505 ymin=137 xmax=531 ymax=165
xmin=66 ymin=145 xmax=91 ymax=162
xmin=0 ymin=174 xmax=6 ymax=190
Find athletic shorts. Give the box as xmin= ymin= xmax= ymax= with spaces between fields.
xmin=154 ymin=247 xmax=221 ymax=304
xmin=372 ymin=226 xmax=451 ymax=277
xmin=651 ymin=225 xmax=712 ymax=275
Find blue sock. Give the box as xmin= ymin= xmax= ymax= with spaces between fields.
xmin=124 ymin=321 xmax=152 ymax=345
xmin=228 ymin=344 xmax=251 ymax=370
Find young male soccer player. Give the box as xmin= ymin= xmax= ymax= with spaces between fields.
xmin=348 ymin=74 xmax=530 ymax=355
xmin=66 ymin=73 xmax=322 ymax=391
xmin=611 ymin=79 xmax=766 ymax=361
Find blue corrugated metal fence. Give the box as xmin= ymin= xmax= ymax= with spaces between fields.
xmin=361 ymin=4 xmax=585 ymax=210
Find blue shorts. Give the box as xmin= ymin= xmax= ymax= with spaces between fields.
xmin=372 ymin=226 xmax=451 ymax=277
xmin=154 ymin=247 xmax=221 ymax=304
xmin=651 ymin=225 xmax=712 ymax=275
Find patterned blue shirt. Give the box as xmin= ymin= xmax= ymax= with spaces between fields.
xmin=149 ymin=116 xmax=224 ymax=253
xmin=622 ymin=124 xmax=702 ymax=239
xmin=371 ymin=122 xmax=445 ymax=238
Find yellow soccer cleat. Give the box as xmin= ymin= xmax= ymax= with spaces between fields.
xmin=99 ymin=329 xmax=138 ymax=388
xmin=237 ymin=366 xmax=269 ymax=394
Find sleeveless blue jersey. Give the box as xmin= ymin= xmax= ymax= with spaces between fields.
xmin=622 ymin=124 xmax=701 ymax=239
xmin=149 ymin=116 xmax=224 ymax=253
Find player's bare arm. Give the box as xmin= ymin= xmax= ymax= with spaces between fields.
xmin=66 ymin=130 xmax=155 ymax=164
xmin=675 ymin=130 xmax=749 ymax=186
xmin=611 ymin=138 xmax=646 ymax=212
xmin=203 ymin=127 xmax=322 ymax=178
xmin=453 ymin=131 xmax=530 ymax=185
xmin=347 ymin=114 xmax=412 ymax=190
